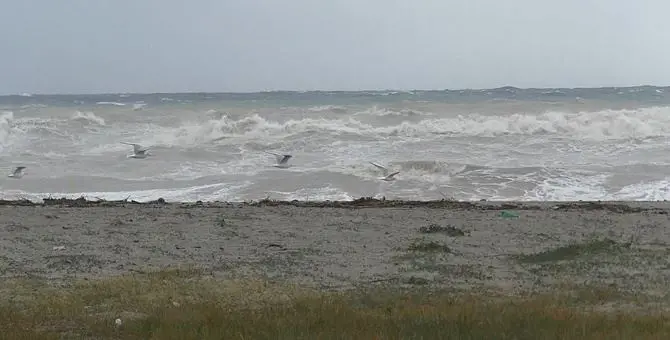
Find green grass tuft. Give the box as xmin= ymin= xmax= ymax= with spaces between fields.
xmin=516 ymin=238 xmax=627 ymax=264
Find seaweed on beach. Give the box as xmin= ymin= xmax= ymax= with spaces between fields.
xmin=0 ymin=196 xmax=169 ymax=207
xmin=249 ymin=197 xmax=486 ymax=209
xmin=0 ymin=199 xmax=35 ymax=206
xmin=0 ymin=196 xmax=665 ymax=214
xmin=550 ymin=202 xmax=651 ymax=213
xmin=418 ymin=224 xmax=467 ymax=236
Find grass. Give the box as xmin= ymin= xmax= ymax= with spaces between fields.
xmin=407 ymin=239 xmax=452 ymax=253
xmin=516 ymin=238 xmax=627 ymax=264
xmin=1 ymin=268 xmax=670 ymax=339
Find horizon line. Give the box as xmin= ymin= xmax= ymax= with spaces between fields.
xmin=2 ymin=84 xmax=668 ymax=97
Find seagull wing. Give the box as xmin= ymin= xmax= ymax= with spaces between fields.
xmin=265 ymin=151 xmax=281 ymax=163
xmin=121 ymin=142 xmax=147 ymax=153
xmin=265 ymin=151 xmax=291 ymax=164
xmin=385 ymin=171 xmax=400 ymax=180
xmin=13 ymin=167 xmax=25 ymax=175
xmin=369 ymin=161 xmax=389 ymax=174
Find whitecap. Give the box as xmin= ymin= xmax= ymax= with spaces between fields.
xmin=96 ymin=102 xmax=126 ymax=106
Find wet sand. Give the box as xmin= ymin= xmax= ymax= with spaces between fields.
xmin=1 ymin=198 xmax=669 ymax=295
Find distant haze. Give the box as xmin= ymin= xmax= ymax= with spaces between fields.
xmin=1 ymin=0 xmax=668 ymax=94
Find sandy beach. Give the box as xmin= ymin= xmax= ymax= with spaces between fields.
xmin=0 ymin=198 xmax=668 ymax=296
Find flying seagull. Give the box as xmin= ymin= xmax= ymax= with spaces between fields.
xmin=121 ymin=142 xmax=150 ymax=159
xmin=265 ymin=151 xmax=292 ymax=168
xmin=8 ymin=166 xmax=26 ymax=179
xmin=369 ymin=161 xmax=399 ymax=181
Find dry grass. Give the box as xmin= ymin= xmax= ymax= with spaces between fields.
xmin=1 ymin=267 xmax=669 ymax=339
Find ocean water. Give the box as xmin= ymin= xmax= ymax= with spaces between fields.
xmin=1 ymin=86 xmax=670 ymax=202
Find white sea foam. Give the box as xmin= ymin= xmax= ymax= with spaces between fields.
xmin=526 ymin=172 xmax=611 ymax=201
xmin=71 ymin=111 xmax=106 ymax=126
xmin=613 ymin=179 xmax=670 ymax=201
xmin=96 ymin=102 xmax=126 ymax=106
xmin=0 ymin=111 xmax=14 ymax=146
xmin=354 ymin=106 xmax=433 ymax=117
xmin=4 ymin=100 xmax=670 ymax=203
xmin=266 ymin=186 xmax=354 ymax=201
xmin=132 ymin=107 xmax=670 ymax=147
xmin=19 ymin=104 xmax=48 ymax=109
xmin=0 ymin=181 xmax=252 ymax=203
xmin=367 ymin=107 xmax=670 ymax=140
xmin=8 ymin=105 xmax=670 ymax=152
xmin=307 ymin=105 xmax=347 ymax=113
xmin=521 ymin=176 xmax=670 ymax=202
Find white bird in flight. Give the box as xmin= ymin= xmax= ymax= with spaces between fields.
xmin=8 ymin=166 xmax=26 ymax=179
xmin=121 ymin=142 xmax=150 ymax=159
xmin=369 ymin=161 xmax=400 ymax=181
xmin=265 ymin=151 xmax=292 ymax=168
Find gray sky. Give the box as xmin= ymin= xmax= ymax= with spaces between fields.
xmin=1 ymin=0 xmax=668 ymax=94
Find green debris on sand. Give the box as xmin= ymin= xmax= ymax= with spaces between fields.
xmin=500 ymin=210 xmax=519 ymax=218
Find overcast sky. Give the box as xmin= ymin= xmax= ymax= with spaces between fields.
xmin=0 ymin=0 xmax=668 ymax=94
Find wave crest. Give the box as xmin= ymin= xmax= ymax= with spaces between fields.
xmin=0 ymin=111 xmax=14 ymax=147
xmin=375 ymin=106 xmax=670 ymax=140
xmin=71 ymin=111 xmax=106 ymax=126
xmin=142 ymin=107 xmax=670 ymax=147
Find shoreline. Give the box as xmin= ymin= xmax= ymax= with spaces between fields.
xmin=1 ymin=196 xmax=669 ymax=210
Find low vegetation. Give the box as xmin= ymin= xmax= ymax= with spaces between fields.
xmin=407 ymin=239 xmax=452 ymax=253
xmin=515 ymin=238 xmax=628 ymax=264
xmin=1 ymin=268 xmax=669 ymax=339
xmin=418 ymin=223 xmax=467 ymax=236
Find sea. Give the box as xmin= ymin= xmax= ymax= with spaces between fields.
xmin=1 ymin=86 xmax=670 ymax=202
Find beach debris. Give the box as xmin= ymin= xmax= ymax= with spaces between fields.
xmin=438 ymin=191 xmax=457 ymax=201
xmin=408 ymin=239 xmax=452 ymax=253
xmin=52 ymin=245 xmax=66 ymax=251
xmin=550 ymin=202 xmax=646 ymax=213
xmin=406 ymin=276 xmax=430 ymax=285
xmin=266 ymin=243 xmax=287 ymax=250
xmin=147 ymin=197 xmax=167 ymax=204
xmin=500 ymin=211 xmax=519 ymax=218
xmin=6 ymin=222 xmax=29 ymax=231
xmin=418 ymin=224 xmax=467 ymax=236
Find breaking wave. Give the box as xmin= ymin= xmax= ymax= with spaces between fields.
xmin=143 ymin=106 xmax=670 ymax=147
xmin=3 ymin=98 xmax=670 ymax=202
xmin=71 ymin=111 xmax=106 ymax=126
